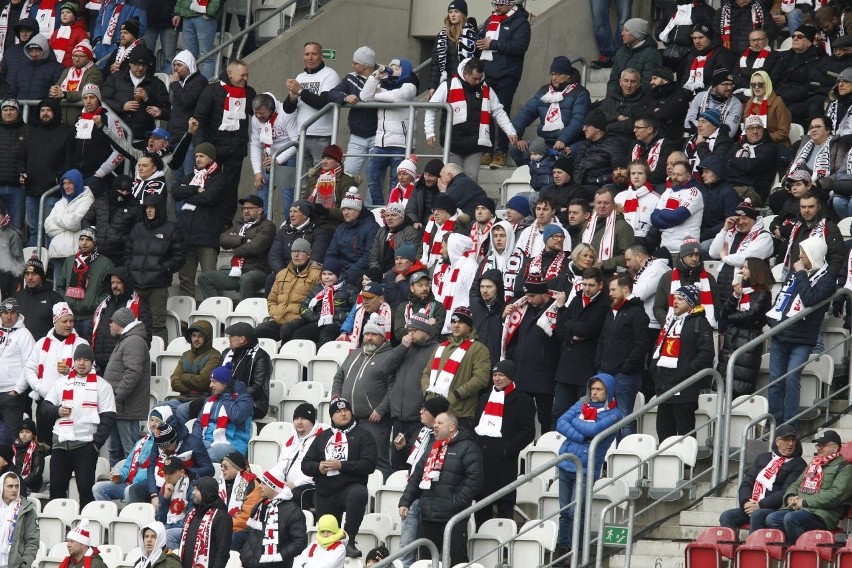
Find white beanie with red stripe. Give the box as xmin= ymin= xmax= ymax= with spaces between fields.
xmin=67 ymin=519 xmax=91 ymax=546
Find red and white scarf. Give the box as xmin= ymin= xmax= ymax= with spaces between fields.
xmin=527 ymin=250 xmax=567 ymax=282
xmin=51 ymin=23 xmax=74 ymax=63
xmin=124 ymin=434 xmax=151 ymax=484
xmin=480 ymin=7 xmax=516 ymax=60
xmin=220 ymin=81 xmax=247 ymax=131
xmin=324 ymin=422 xmax=357 ymax=475
xmin=76 ymin=106 xmax=104 ymax=140
xmin=751 ymin=453 xmax=789 ymax=502
xmin=745 ymin=98 xmax=769 ymax=128
xmin=720 ymin=1 xmax=763 ymax=49
xmin=799 ymin=452 xmax=840 ymax=494
xmin=654 ymin=312 xmax=688 ymax=368
xmin=61 ymin=60 xmax=94 ymax=92
xmin=684 ymin=50 xmax=714 ymax=92
xmin=659 ymin=2 xmax=702 ymax=43
xmin=59 ymin=547 xmax=100 ymax=568
xmin=470 ymin=220 xmax=493 ymax=263
xmin=426 ymin=339 xmax=475 ymax=397
xmin=308 ymin=165 xmax=341 ymax=210
xmin=738 ymin=286 xmax=753 ymax=311
xmin=36 ymin=333 xmax=77 ymax=380
xmin=217 ymin=470 xmax=257 ymax=518
xmin=188 ymin=161 xmax=219 ymax=192
xmin=57 ymin=370 xmax=100 ymax=443
xmin=91 ymin=292 xmax=141 ymax=343
xmin=179 ymin=507 xmax=216 ymax=567
xmin=309 ymin=282 xmax=344 ymax=326
xmin=782 ymin=0 xmax=828 ymax=13
xmin=189 ymin=0 xmax=209 ymax=14
xmin=259 ymin=111 xmax=278 ymax=151
xmin=65 ymin=249 xmax=99 ymax=300
xmin=501 ymin=296 xmax=533 ymax=359
xmin=348 ymin=303 xmax=392 ymax=347
xmin=632 ymin=139 xmax=664 ymax=173
xmin=13 ymin=441 xmax=37 ymax=478
xmin=541 ymin=83 xmax=578 ymax=132
xmin=784 ymin=219 xmax=828 ymax=269
xmin=407 ymin=426 xmax=432 ymax=467
xmin=113 ymin=37 xmax=141 ymax=68
xmin=229 ymin=218 xmax=260 ymax=277
xmin=419 ymin=434 xmax=454 ymax=489
xmin=422 ymin=216 xmax=455 ymax=269
xmin=154 ymin=448 xmax=194 ymax=488
xmin=668 ymin=267 xmax=716 ymax=328
xmin=474 ymin=382 xmax=515 ymax=438
xmin=741 ymin=47 xmax=770 ymax=69
xmin=580 ymin=398 xmax=617 ymax=421
xmin=448 ymin=75 xmax=491 ymax=147
xmin=582 ymin=211 xmax=617 ymax=261
xmin=620 ymin=183 xmax=657 ymax=232
xmin=200 ymin=395 xmax=231 ymax=446
xmin=245 ymin=490 xmax=294 ymax=563
xmin=35 ymin=0 xmax=59 ymax=36
xmin=99 ymin=1 xmax=125 ymax=46
xmin=389 ymin=183 xmax=414 ymax=207
xmin=165 ymin=475 xmax=190 ymax=525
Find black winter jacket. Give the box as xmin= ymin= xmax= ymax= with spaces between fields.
xmin=82 ymin=190 xmax=143 ymax=265
xmin=328 ymin=72 xmax=378 ymax=138
xmin=300 ymin=281 xmax=358 ymax=324
xmin=405 ymin=176 xmax=439 ymax=227
xmin=92 ymin=289 xmax=154 ymax=371
xmin=772 ymin=46 xmax=825 ymax=103
xmin=173 ymin=166 xmax=226 ymax=249
xmin=717 ymin=287 xmax=771 ymax=393
xmin=599 ymin=89 xmax=655 ymax=138
xmin=125 ymin=199 xmax=186 ymax=289
xmin=241 ymin=497 xmax=307 ymax=568
xmin=220 ymin=217 xmax=276 ymax=274
xmin=14 ymin=283 xmax=63 ymax=339
xmin=655 ymin=1 xmax=715 ymax=48
xmin=572 ymin=134 xmax=629 ymax=187
xmin=268 ymin=219 xmax=330 ymax=275
xmin=680 ymin=42 xmax=736 ymax=91
xmin=146 ymin=0 xmax=177 ymax=27
xmin=737 ymin=443 xmax=806 ymax=509
xmin=651 ymin=310 xmax=715 ymax=402
xmin=555 ymin=290 xmax=609 ymax=386
xmin=735 ymin=50 xmax=780 ymax=90
xmin=180 ymin=479 xmax=232 ymax=568
xmin=778 ymin=215 xmax=846 ymax=279
xmin=221 ymin=341 xmax=271 ymax=420
xmin=505 ymin=300 xmax=560 ymax=394
xmin=720 ymin=0 xmax=777 ymax=55
xmin=193 ymin=72 xmax=257 ymax=161
xmin=18 ymin=100 xmax=74 ymax=196
xmin=470 ymin=269 xmax=506 ymax=368
xmin=726 ymin=134 xmax=779 ymax=196
xmin=596 ymin=297 xmax=649 ymax=375
xmin=477 ymin=7 xmax=531 ymax=81
xmin=770 ymin=268 xmax=837 ymax=346
xmin=475 ymin=387 xmax=535 ymax=496
xmin=650 ymin=81 xmax=690 ymax=139
xmin=102 ymin=70 xmax=171 ymax=140
xmin=0 ymin=116 xmax=27 ymax=184
xmin=400 ymin=428 xmax=483 ymax=522
xmin=302 ymin=421 xmax=377 ymax=495
xmin=168 ymin=71 xmax=207 ymax=141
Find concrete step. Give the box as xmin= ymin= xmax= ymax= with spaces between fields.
xmin=605 ymin=552 xmax=685 ymax=568
xmin=680 ymin=510 xmax=727 ymax=527
xmin=691 ymin=496 xmax=738 ymax=513
xmin=645 ymin=524 xmax=707 ymax=540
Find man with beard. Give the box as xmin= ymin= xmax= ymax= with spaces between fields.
xmin=686 ymin=68 xmax=743 ymax=136
xmin=505 ymin=197 xmax=569 ymax=298
xmin=56 ymin=227 xmax=115 ymax=340
xmin=681 ymin=23 xmax=736 ymax=96
xmin=91 ymin=267 xmax=152 ymax=371
xmin=382 ymin=243 xmax=428 ymax=314
xmin=178 ymin=477 xmax=233 ymax=568
xmin=392 ymin=271 xmax=445 ymax=344
xmin=302 ymin=397 xmax=378 ymax=558
xmin=14 ymin=257 xmax=62 ymax=339
xmin=101 ymin=47 xmax=170 ymax=142
xmin=625 ymin=243 xmax=671 ymax=336
xmin=775 ymin=191 xmax=846 ymax=280
xmin=539 ymin=157 xmax=586 ymax=220
xmin=652 ymin=160 xmax=705 ymax=251
xmin=169 ymin=320 xmax=221 ymax=400
xmin=565 ymin=199 xmax=591 ymax=249
xmin=331 ymin=315 xmax=398 ymax=477
xmin=81 ymin=175 xmax=142 ymax=266
xmin=19 ymin=98 xmax=73 ymax=246
xmin=49 ymin=40 xmax=103 ymax=107
xmin=631 ymin=113 xmax=678 ymax=184
xmin=648 ymin=68 xmax=690 ymax=139
xmin=726 ymin=115 xmax=780 ymax=203
xmin=168 ymin=51 xmax=207 ymax=178
xmin=337 ymin=282 xmax=393 ymax=348
xmin=598 ymin=68 xmax=655 ymax=138
xmin=580 ymin=187 xmax=634 ymax=275
xmin=369 ymin=203 xmax=420 ymax=274
xmin=469 ymin=197 xmax=497 ymax=263
xmin=655 ymin=236 xmax=720 ymax=327
xmin=684 ymin=109 xmax=734 ymax=173
xmin=0 ymin=299 xmax=34 ymax=444
xmin=267 ymin=200 xmax=330 ymax=289
xmin=502 ymin=272 xmax=561 ymax=433
xmin=271 ymin=403 xmax=323 ymax=509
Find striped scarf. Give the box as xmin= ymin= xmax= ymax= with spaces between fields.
xmin=200 ymin=395 xmax=231 ymax=446
xmin=745 ymin=98 xmax=769 ymax=128
xmin=788 ymin=136 xmax=833 ymax=180
xmin=740 ymin=47 xmax=770 ymax=70
xmin=800 ymin=452 xmax=840 ymax=494
xmin=448 ymin=75 xmax=492 ymax=146
xmin=419 ymin=434 xmax=454 ymax=489
xmin=309 ymin=282 xmax=344 ymax=326
xmin=684 ymin=50 xmax=714 ymax=92
xmin=179 ymin=507 xmax=216 ymax=568
xmin=751 ymin=453 xmax=789 ymax=501
xmin=91 ymin=293 xmax=141 ymax=343
xmin=37 ymin=333 xmax=77 ymax=380
xmin=620 ymin=183 xmax=656 ymax=233
xmin=739 ymin=286 xmax=753 ymax=311
xmin=668 ymin=267 xmax=716 ymax=328
xmin=654 ymin=311 xmax=688 ymax=368
xmin=426 ymin=338 xmax=475 ymax=398
xmin=480 ymin=7 xmax=516 ymax=60
xmin=57 ymin=371 xmax=100 ymax=443
xmin=632 ymin=139 xmax=664 ymax=172
xmin=13 ymin=442 xmax=37 ymax=478
xmin=720 ymin=1 xmax=763 ymax=49
xmin=474 ymin=382 xmax=515 ymax=438
xmin=422 ymin=216 xmax=455 ymax=269
xmin=581 ymin=211 xmax=617 ymax=261
xmin=783 ymin=219 xmax=827 ymax=270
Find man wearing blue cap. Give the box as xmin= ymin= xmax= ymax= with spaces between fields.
xmin=683 ymin=108 xmax=734 ymax=174
xmin=191 ymin=365 xmax=253 ymax=461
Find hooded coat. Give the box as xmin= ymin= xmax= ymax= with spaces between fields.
xmin=18 ymin=98 xmax=74 ymax=196
xmin=168 ymin=51 xmax=207 ymax=142
xmin=2 ymin=474 xmax=39 ymax=568
xmin=44 ymin=169 xmax=95 ymax=259
xmin=125 ymin=194 xmax=186 ymax=289
xmin=741 ymin=71 xmax=791 ymax=145
xmin=388 ymin=336 xmax=439 ymax=421
xmin=180 ymin=477 xmax=232 ymax=568
xmin=220 ymin=341 xmax=271 ymax=420
xmin=103 ymin=319 xmax=151 ymax=420
xmin=91 ymin=267 xmax=154 ymax=369
xmin=359 ymin=59 xmax=418 ymax=148
xmin=554 ymin=287 xmax=609 ymax=386
xmin=718 ymin=283 xmax=772 ymax=395
xmin=556 ymin=374 xmax=623 ymax=475
xmin=331 ymin=341 xmax=400 ymax=420
xmin=773 ymin=44 xmax=825 ymax=104
xmin=0 ymin=102 xmax=27 ymax=185
xmin=470 ymin=268 xmax=506 ymax=368
xmin=170 ymin=320 xmax=221 ymax=396
xmin=7 ymin=33 xmax=62 ymax=100
xmin=102 ymin=67 xmax=170 ymax=140
xmin=133 ymin=521 xmax=183 ymax=568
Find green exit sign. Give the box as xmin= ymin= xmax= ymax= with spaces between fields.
xmin=603 ymin=526 xmax=629 ymax=546
xmin=322 ymin=49 xmax=336 ymax=60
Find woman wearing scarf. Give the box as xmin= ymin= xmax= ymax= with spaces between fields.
xmin=473 ymin=360 xmax=535 ymax=527
xmin=241 ymin=468 xmax=307 ymax=568
xmin=787 ymin=115 xmax=845 ymax=182
xmin=428 ymin=0 xmax=477 ymax=98
xmin=179 ymin=477 xmax=232 ymax=568
xmin=717 ymin=257 xmax=774 ymax=397
xmin=11 ymin=419 xmax=46 ymax=493
xmin=292 ymin=514 xmax=347 ymax=568
xmin=44 ymin=169 xmax=95 ymax=282
xmin=767 ymin=236 xmax=836 ymax=426
xmin=133 ymin=521 xmax=182 ymax=568
xmin=743 ymin=71 xmax=792 ymax=145
xmin=0 ymin=472 xmax=38 ymax=568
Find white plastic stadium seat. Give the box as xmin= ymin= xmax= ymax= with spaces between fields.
xmin=511 ymin=519 xmax=557 ymax=566
xmin=469 ymin=518 xmax=516 ymax=567
xmin=649 ymin=436 xmax=698 ymax=500
xmin=606 ymin=434 xmax=657 ymax=497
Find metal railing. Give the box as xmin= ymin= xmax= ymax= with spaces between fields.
xmin=268 ymin=101 xmax=453 ymax=222
xmin=373 ymin=538 xmax=440 ymax=568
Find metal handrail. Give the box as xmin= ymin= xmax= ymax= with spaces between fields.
xmin=373 ymin=538 xmax=440 ymax=568
xmin=720 ymin=287 xmax=852 ymax=481
xmin=595 ymin=499 xmax=634 ymax=568
xmin=441 ymin=453 xmax=584 ymax=568
xmin=736 ymin=413 xmax=775 ymax=489
xmin=36 ymin=184 xmax=60 ymax=252
xmin=581 ymin=368 xmax=723 ymax=565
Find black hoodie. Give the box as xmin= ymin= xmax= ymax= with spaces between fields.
xmin=81 ymin=178 xmax=144 ymax=265
xmin=125 ymin=194 xmax=186 ymax=289
xmin=181 ymin=477 xmax=232 ymax=568
xmin=470 ymin=268 xmax=506 ymax=367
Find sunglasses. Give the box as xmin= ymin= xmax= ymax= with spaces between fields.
xmin=750 ymin=82 xmax=765 ymax=88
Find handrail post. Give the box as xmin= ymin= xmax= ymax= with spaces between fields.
xmin=737 ymin=414 xmax=775 ymax=488
xmin=308 ymin=0 xmax=319 ymax=17
xmin=405 ymin=106 xmax=415 ymax=157
xmin=372 ymin=538 xmax=440 ymax=568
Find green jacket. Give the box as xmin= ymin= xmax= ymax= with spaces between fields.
xmin=170 ymin=320 xmax=222 ymax=396
xmin=152 ymin=549 xmax=183 ymax=568
xmin=607 ymin=40 xmax=662 ymax=95
xmin=8 ymin=498 xmax=38 ymax=568
xmin=56 ymin=254 xmax=116 ymax=319
xmin=782 ymin=455 xmax=852 ymax=529
xmin=63 ymin=551 xmax=108 ymax=568
xmin=421 ymin=330 xmax=491 ymax=419
xmin=174 ymin=0 xmax=220 ymax=18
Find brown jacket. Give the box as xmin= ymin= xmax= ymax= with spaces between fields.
xmin=267 ymin=260 xmax=322 ymax=324
xmin=743 ymin=91 xmax=792 ymax=146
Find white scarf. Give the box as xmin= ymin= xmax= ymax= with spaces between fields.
xmin=659 ymin=2 xmax=698 ymax=43
xmin=0 ymin=485 xmax=21 ymax=568
xmin=220 ymin=80 xmax=247 ymax=131
xmin=347 ymin=303 xmax=393 ymax=347
xmin=480 ymin=6 xmax=517 ymax=60
xmin=229 ymin=218 xmax=260 ymax=277
xmin=217 ymin=471 xmax=256 ymax=518
xmin=632 ymin=138 xmax=664 ymax=172
xmin=581 ymin=211 xmax=617 ymax=261
xmin=474 ymin=383 xmax=515 ymax=438
xmin=407 ymin=426 xmax=432 ymax=466
xmin=56 ymin=370 xmax=100 ymax=443
xmin=166 ymin=475 xmax=190 ymax=525
xmin=751 ymin=453 xmax=790 ymax=502
xmin=426 ymin=338 xmax=475 ymax=397
xmin=619 ymin=183 xmax=656 ymax=236
xmin=309 ymin=282 xmax=344 ymax=326
xmin=540 ymin=84 xmax=578 ymax=132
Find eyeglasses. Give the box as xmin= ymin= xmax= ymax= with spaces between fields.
xmin=633 ymin=124 xmax=651 ymax=130
xmin=749 ymin=37 xmax=768 ymax=43
xmin=242 ymin=205 xmax=260 ymax=210
xmin=809 ymin=124 xmax=826 ymax=130
xmin=750 ymin=82 xmax=765 ymax=88
xmin=791 ymin=33 xmax=807 ymax=39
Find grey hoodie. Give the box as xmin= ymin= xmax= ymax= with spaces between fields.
xmin=24 ymin=34 xmax=50 ymax=60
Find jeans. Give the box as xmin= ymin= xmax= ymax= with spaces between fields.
xmin=833 ymin=196 xmax=852 ymax=220
xmin=557 ymin=468 xmax=585 ymax=551
xmin=786 ymin=8 xmax=804 ymax=34
xmin=719 ymin=507 xmax=753 ymax=532
xmin=614 ymin=373 xmax=643 ymax=437
xmin=109 ymin=419 xmax=141 ymax=467
xmin=166 ymin=527 xmax=183 ymax=551
xmin=590 ymin=0 xmax=631 ymax=55
xmin=182 ymin=16 xmax=218 ymax=79
xmin=760 ymin=509 xmax=826 ymax=545
xmin=26 ymin=194 xmax=59 ymax=247
xmin=92 ymin=480 xmax=134 ymax=502
xmin=143 ymin=25 xmax=179 ymax=73
xmin=0 ymin=185 xmax=25 ymax=232
xmin=399 ymin=498 xmax=421 ymax=568
xmin=197 ymin=268 xmax=267 ymax=301
xmin=366 ymin=146 xmax=406 ymax=206
xmin=343 ymin=134 xmax=375 ymax=179
xmin=768 ymin=338 xmax=811 ymax=426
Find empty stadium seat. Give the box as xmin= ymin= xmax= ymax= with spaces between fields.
xmin=839 ymin=217 xmax=852 ymax=240
xmin=70 ymin=501 xmax=119 ymax=545
xmin=590 ymin=477 xmax=630 ymax=535
xmin=799 ymin=355 xmax=834 ymax=419
xmin=307 ymin=341 xmax=352 ymax=390
xmin=266 ymin=380 xmax=287 ymax=421
xmin=149 ymin=375 xmax=170 ymax=403
xmin=167 ymin=295 xmax=196 ymax=325
xmin=511 ymin=519 xmax=557 ymax=566
xmin=248 ymin=421 xmax=297 ymax=470
xmin=40 ymin=498 xmax=80 ymax=549
xmin=188 ymin=297 xmax=235 ymax=336
xmin=785 ymin=529 xmax=837 ymax=566
xmin=375 ymin=470 xmax=409 ymax=527
xmin=694 ymin=393 xmax=717 ymax=459
xmin=273 ymin=339 xmax=318 ymax=388
xmin=357 ymin=513 xmax=394 ymax=551
xmin=606 ymin=434 xmax=657 ymax=497
xmin=280 ymin=381 xmax=325 ymax=422
xmin=514 ymin=476 xmax=547 ymax=520
xmin=729 ymin=395 xmax=769 ymax=452
xmin=226 ymin=298 xmax=270 ymax=327
xmin=835 ymin=533 xmax=852 ymax=567
xmin=649 ymin=436 xmax=698 ymax=500
xmin=468 ymin=518 xmax=516 ymax=567
xmin=734 ymin=528 xmax=786 ymax=567
xmin=108 ymin=503 xmax=156 ymax=553
xmin=685 ymin=526 xmax=739 ymax=568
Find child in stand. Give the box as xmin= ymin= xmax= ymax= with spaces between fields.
xmin=48 ymin=3 xmax=90 ymax=67
xmin=292 ymin=514 xmax=347 ymax=568
xmin=11 ymin=418 xmax=47 ymax=494
xmin=528 ymin=138 xmax=557 ymax=191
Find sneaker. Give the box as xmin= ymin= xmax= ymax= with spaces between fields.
xmin=589 ymin=55 xmax=613 ymax=69
xmin=490 ymin=151 xmax=507 ymax=169
xmin=481 ymin=152 xmax=493 ymax=166
xmin=345 ymin=544 xmax=362 ymax=558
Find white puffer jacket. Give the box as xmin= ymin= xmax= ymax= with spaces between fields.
xmin=359 ymin=73 xmax=417 ymax=148
xmin=44 ymin=187 xmax=94 ymax=259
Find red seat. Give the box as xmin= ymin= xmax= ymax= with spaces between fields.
xmin=735 ymin=528 xmax=786 ymax=568
xmin=684 ymin=526 xmax=738 ymax=568
xmin=835 ymin=534 xmax=852 ymax=568
xmin=786 ymin=529 xmax=838 ymax=567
